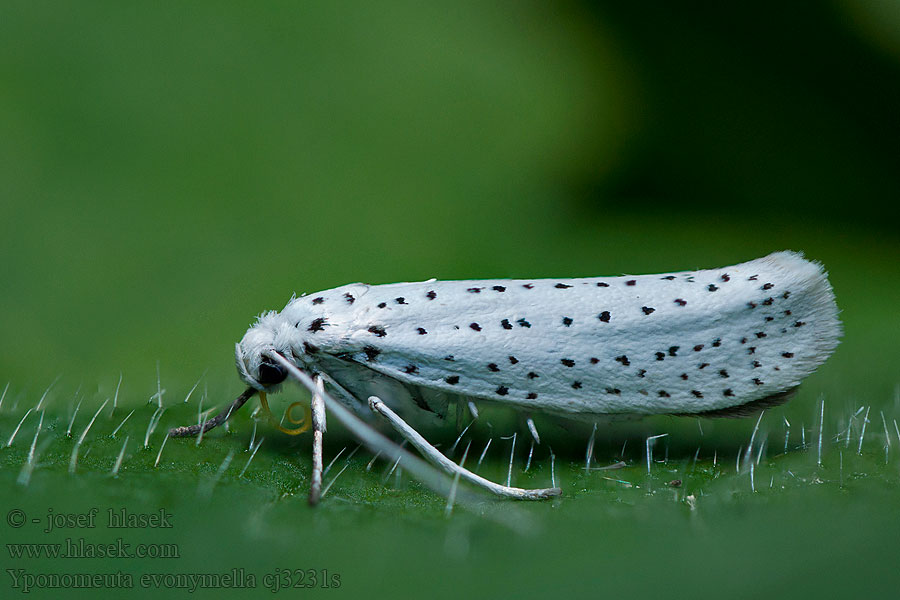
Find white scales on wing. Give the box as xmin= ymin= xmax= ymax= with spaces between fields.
xmin=236 ymin=251 xmax=840 ymax=420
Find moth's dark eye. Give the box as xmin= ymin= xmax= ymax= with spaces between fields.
xmin=257 ymin=361 xmax=287 ymax=385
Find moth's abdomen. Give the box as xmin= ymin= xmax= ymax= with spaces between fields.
xmin=279 ymin=251 xmax=840 ymax=418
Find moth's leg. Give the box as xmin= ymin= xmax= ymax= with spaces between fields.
xmin=308 ymin=376 xmax=327 ymax=506
xmin=467 ymin=401 xmax=480 ymax=420
xmin=367 ymin=396 xmax=561 ymax=500
xmin=525 ymin=416 xmax=540 ymax=444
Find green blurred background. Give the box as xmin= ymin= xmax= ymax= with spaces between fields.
xmin=1 ymin=1 xmax=898 ymax=598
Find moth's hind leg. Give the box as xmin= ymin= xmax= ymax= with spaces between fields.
xmin=367 ymin=396 xmax=561 ymax=500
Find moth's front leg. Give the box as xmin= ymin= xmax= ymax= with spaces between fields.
xmin=308 ymin=376 xmax=327 ymax=506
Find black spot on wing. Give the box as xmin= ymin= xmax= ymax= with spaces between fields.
xmin=308 ymin=317 xmax=327 ymax=333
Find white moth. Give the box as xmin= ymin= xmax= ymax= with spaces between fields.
xmin=170 ymin=251 xmax=841 ymax=502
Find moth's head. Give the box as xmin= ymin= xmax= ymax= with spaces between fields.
xmin=235 ymin=312 xmax=305 ymax=391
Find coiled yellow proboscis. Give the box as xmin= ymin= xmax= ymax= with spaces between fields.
xmin=258 ymin=391 xmax=311 ymax=435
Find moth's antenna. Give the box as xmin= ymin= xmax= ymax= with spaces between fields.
xmin=168 ymin=387 xmax=256 ymax=437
